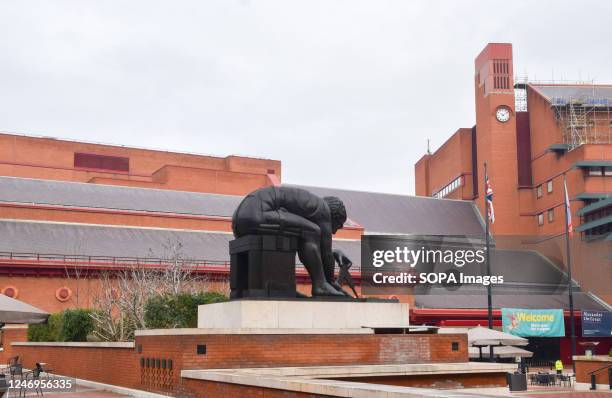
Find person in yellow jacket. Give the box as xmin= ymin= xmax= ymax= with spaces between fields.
xmin=555 ymin=359 xmax=564 ymax=375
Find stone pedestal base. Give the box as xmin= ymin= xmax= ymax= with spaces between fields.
xmin=229 ymin=235 xmax=298 ymax=299
xmin=197 ymin=300 xmax=409 ymax=329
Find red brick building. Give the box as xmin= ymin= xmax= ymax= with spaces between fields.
xmin=413 ymin=43 xmax=611 ymax=364
xmin=415 ymin=43 xmax=611 ymax=303
xmin=0 ymin=132 xmax=487 ymax=313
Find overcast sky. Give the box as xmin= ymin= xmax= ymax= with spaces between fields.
xmin=1 ymin=1 xmax=610 ymax=195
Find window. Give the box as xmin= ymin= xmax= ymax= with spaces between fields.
xmin=547 ymin=180 xmax=553 ymax=193
xmin=588 ymin=167 xmax=603 ymax=176
xmin=537 ymin=213 xmax=544 ymax=226
xmin=605 ymin=167 xmax=612 ymax=176
xmin=432 ymin=176 xmax=463 ymax=199
xmin=536 ymin=185 xmax=543 ymax=198
xmin=74 ymin=153 xmax=129 ymax=172
xmin=548 ymin=208 xmax=554 ymax=223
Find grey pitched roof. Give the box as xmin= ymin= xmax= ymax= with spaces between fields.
xmin=531 ymin=84 xmax=612 ymax=106
xmin=287 ymin=184 xmax=485 ymax=236
xmin=0 ymin=176 xmax=241 ymax=217
xmin=1 ymin=220 xmax=606 ymax=311
xmin=0 ymin=220 xmax=572 ymax=284
xmin=0 ymin=220 xmax=360 ymax=266
xmin=470 ymin=249 xmax=570 ymax=285
xmin=411 ymin=249 xmax=609 ymax=311
xmin=0 ymin=177 xmax=486 ymax=236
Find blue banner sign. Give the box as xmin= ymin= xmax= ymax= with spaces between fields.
xmin=502 ymin=308 xmax=565 ymax=337
xmin=582 ymin=311 xmax=612 ymax=337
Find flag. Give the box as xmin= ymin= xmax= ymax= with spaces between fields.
xmin=485 ymin=175 xmax=495 ymax=224
xmin=564 ymin=178 xmax=573 ymax=236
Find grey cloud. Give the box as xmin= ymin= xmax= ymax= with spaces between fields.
xmin=1 ymin=0 xmax=610 ymax=194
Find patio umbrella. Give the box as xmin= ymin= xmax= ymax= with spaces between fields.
xmin=468 ymin=325 xmax=528 ymax=346
xmin=0 ymin=294 xmax=48 ymax=324
xmin=469 ymin=345 xmax=533 ymax=359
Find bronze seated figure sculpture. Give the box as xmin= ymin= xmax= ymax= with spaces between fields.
xmin=231 ymin=186 xmax=355 ymax=298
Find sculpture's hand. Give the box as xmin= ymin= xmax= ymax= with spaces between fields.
xmin=333 ymin=249 xmax=352 ymax=269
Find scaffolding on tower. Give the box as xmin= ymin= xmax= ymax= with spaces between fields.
xmin=547 ymin=84 xmax=612 ymax=150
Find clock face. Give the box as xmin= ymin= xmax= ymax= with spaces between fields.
xmin=496 ymin=107 xmax=511 ymax=122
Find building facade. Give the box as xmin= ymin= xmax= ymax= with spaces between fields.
xmin=0 ymin=132 xmax=485 ymax=313
xmin=415 ymin=43 xmax=611 ymax=304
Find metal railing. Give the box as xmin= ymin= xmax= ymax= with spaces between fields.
xmin=0 ymin=251 xmax=328 ymax=273
xmin=0 ymin=251 xmax=230 ymax=270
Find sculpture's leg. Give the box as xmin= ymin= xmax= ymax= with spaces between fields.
xmin=265 ymin=211 xmax=343 ymax=297
xmin=298 ymin=238 xmax=344 ymax=297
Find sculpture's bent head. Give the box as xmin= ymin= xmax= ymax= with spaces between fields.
xmin=323 ymin=196 xmax=347 ymax=234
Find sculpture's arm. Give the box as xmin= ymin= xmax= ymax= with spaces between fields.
xmin=320 ymin=225 xmax=335 ymax=283
xmin=332 ymin=249 xmax=352 ymax=269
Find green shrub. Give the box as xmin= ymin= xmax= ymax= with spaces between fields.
xmin=59 ymin=309 xmax=95 ymax=342
xmin=27 ymin=309 xmax=96 ymax=342
xmin=27 ymin=312 xmax=63 ymax=342
xmin=144 ymin=291 xmax=227 ymax=329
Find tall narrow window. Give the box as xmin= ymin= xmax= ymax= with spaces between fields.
xmin=547 ymin=180 xmax=553 ymax=193
xmin=536 ymin=185 xmax=543 ymax=198
xmin=537 ymin=213 xmax=544 ymax=226
xmin=547 ymin=209 xmax=554 ymax=223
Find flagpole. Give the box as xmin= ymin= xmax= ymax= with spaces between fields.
xmin=564 ymin=173 xmax=577 ymax=372
xmin=484 ymin=162 xmax=494 ymax=362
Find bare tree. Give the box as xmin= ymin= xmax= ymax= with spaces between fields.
xmin=63 ymin=234 xmax=89 ymax=307
xmin=154 ymin=240 xmax=208 ymax=295
xmin=90 ymin=272 xmax=128 ymax=342
xmin=89 ymin=239 xmax=210 ymax=341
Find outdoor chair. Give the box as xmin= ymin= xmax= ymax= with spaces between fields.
xmin=35 ymin=363 xmax=52 ymax=381
xmin=0 ymin=374 xmax=7 ymax=398
xmin=559 ymin=373 xmax=572 ymax=387
xmin=527 ymin=373 xmax=537 ymax=385
xmin=24 ymin=366 xmax=44 ymax=397
xmin=7 ymin=363 xmax=25 ymax=397
xmin=535 ymin=373 xmax=554 ymax=386
xmin=4 ymin=358 xmax=18 ymax=372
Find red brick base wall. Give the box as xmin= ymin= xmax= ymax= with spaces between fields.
xmin=137 ymin=332 xmax=468 ymax=370
xmin=9 ymin=331 xmax=468 ymax=397
xmin=135 ymin=332 xmax=467 ymax=395
xmin=182 ymin=378 xmax=336 ymax=398
xmin=14 ymin=344 xmax=139 ymax=389
xmin=575 ymin=358 xmax=612 ymax=385
xmin=333 ymin=372 xmax=508 ymax=388
xmin=0 ymin=326 xmax=27 ymax=364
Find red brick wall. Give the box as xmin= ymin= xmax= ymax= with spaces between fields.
xmin=414 ymin=155 xmax=430 ymax=197
xmin=8 ymin=331 xmax=467 ymax=396
xmin=136 ymin=332 xmax=467 ymax=371
xmin=0 ymin=276 xmax=227 ymax=314
xmin=182 ymin=378 xmax=336 ymax=398
xmin=16 ymin=343 xmax=139 ymax=388
xmin=418 ymin=129 xmax=474 ymax=200
xmin=473 ymin=44 xmax=521 ymax=236
xmin=0 ymin=326 xmax=27 ymax=364
xmin=182 ymin=372 xmax=509 ymax=398
xmin=0 ymin=133 xmax=281 ymax=195
xmin=333 ymin=372 xmax=508 ymax=388
xmin=574 ymin=358 xmax=612 ymax=385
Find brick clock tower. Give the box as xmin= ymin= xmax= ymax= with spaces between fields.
xmin=474 ymin=43 xmax=520 ymax=235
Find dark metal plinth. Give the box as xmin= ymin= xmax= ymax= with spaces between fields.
xmin=230 ymin=235 xmax=298 ymax=299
